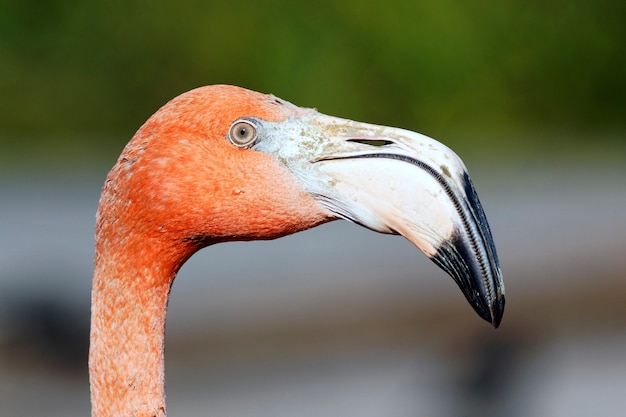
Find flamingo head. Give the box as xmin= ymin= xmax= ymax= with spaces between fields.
xmin=99 ymin=85 xmax=504 ymax=327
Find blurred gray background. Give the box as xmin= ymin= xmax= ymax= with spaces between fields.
xmin=1 ymin=1 xmax=625 ymax=416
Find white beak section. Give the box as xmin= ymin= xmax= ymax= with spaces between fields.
xmin=313 ymin=145 xmax=457 ymax=257
xmin=253 ymin=111 xmax=505 ymax=327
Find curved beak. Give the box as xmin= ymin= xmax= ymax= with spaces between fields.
xmin=254 ymin=111 xmax=505 ymax=327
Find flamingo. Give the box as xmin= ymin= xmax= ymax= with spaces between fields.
xmin=90 ymin=85 xmax=505 ymax=417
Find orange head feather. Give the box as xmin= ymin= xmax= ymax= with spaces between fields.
xmin=96 ymin=85 xmax=330 ymax=273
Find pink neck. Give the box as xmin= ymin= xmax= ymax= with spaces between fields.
xmin=89 ymin=238 xmax=182 ymax=417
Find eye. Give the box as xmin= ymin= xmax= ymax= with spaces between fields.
xmin=228 ymin=119 xmax=258 ymax=148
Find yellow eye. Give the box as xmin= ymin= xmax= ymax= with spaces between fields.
xmin=228 ymin=120 xmax=257 ymax=148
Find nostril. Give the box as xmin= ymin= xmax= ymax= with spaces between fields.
xmin=347 ymin=138 xmax=394 ymax=147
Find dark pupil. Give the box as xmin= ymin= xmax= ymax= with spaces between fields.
xmin=238 ymin=128 xmax=247 ymax=138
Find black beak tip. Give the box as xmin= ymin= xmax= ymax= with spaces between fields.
xmin=491 ymin=294 xmax=505 ymax=329
xmin=472 ymin=292 xmax=505 ymax=329
xmin=429 ymin=246 xmax=505 ymax=329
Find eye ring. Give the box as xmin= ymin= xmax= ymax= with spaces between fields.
xmin=228 ymin=119 xmax=258 ymax=148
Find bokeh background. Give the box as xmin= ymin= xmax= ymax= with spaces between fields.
xmin=1 ymin=1 xmax=625 ymax=416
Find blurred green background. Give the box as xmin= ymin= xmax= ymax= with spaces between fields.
xmin=1 ymin=0 xmax=624 ymax=166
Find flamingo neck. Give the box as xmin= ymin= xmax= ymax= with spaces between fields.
xmin=89 ymin=232 xmax=188 ymax=417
